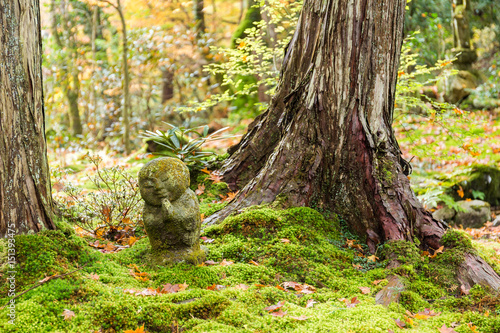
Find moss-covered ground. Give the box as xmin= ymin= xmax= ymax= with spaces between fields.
xmin=2 ymin=200 xmax=500 ymax=332
xmin=4 ymin=149 xmax=498 ymax=332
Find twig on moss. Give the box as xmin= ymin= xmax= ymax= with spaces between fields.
xmin=1 ymin=263 xmax=89 ymax=309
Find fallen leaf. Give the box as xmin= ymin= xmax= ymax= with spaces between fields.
xmin=159 ymin=283 xmax=180 ymax=294
xmin=89 ymin=273 xmax=99 ymax=281
xmin=280 ymin=238 xmax=290 ymax=243
xmin=359 ymin=287 xmax=371 ymax=294
xmin=220 ymin=259 xmax=234 ymax=266
xmin=270 ymin=310 xmax=287 ymax=317
xmin=207 ymin=284 xmax=226 ymax=291
xmin=200 ymin=168 xmax=211 ymax=174
xmin=208 ymin=172 xmax=223 ymax=183
xmin=234 ymin=284 xmax=249 ymax=290
xmin=275 ymin=285 xmax=287 ymax=292
xmin=457 ymin=186 xmax=464 ymax=198
xmin=290 ymin=315 xmax=308 ymax=320
xmin=373 ymin=279 xmax=386 ymax=286
xmin=438 ymin=324 xmax=458 ymax=333
xmin=178 ymin=282 xmax=189 ymax=292
xmin=128 ymin=236 xmax=137 ymax=246
xmin=264 ymin=301 xmax=285 ymax=312
xmin=62 ymin=309 xmax=75 ymax=320
xmin=430 ymin=246 xmax=444 ymax=259
xmin=305 ymin=299 xmax=317 ymax=308
xmin=200 ymin=236 xmax=215 ymax=243
xmin=204 ymin=260 xmax=219 ymax=265
xmin=367 ymin=255 xmax=379 ymax=262
xmin=249 ymin=260 xmax=259 ymax=266
xmin=38 ymin=274 xmax=56 ymax=284
xmin=460 ymin=284 xmax=470 ymax=295
xmin=124 ymin=324 xmax=146 ymax=333
xmin=339 ymin=297 xmax=360 ymax=308
xmin=195 ymin=183 xmax=205 ymax=195
xmin=394 ymin=318 xmax=406 ymax=329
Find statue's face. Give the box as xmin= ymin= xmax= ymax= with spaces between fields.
xmin=138 ymin=157 xmax=190 ymax=206
xmin=140 ymin=173 xmax=183 ymax=206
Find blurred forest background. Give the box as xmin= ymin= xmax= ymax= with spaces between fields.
xmin=43 ymin=0 xmax=500 ymax=224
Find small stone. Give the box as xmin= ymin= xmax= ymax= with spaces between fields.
xmin=138 ymin=157 xmax=205 ymax=265
xmin=432 ymin=206 xmax=456 ymax=222
xmin=453 ymin=200 xmax=491 ymax=229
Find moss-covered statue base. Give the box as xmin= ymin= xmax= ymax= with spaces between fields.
xmin=2 ymin=208 xmax=500 ymax=333
xmin=147 ymin=243 xmax=207 ymax=266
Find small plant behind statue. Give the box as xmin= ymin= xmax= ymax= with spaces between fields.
xmin=138 ymin=157 xmax=205 ymax=265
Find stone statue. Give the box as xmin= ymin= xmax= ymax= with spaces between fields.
xmin=138 ymin=157 xmax=205 ymax=265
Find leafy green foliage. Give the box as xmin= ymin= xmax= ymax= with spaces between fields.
xmin=141 ymin=123 xmax=237 ymax=166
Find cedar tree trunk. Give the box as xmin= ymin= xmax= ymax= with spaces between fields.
xmin=0 ymin=0 xmax=56 ymax=235
xmin=205 ymin=0 xmax=500 ymax=290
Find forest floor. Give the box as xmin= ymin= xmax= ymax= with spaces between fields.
xmin=1 ymin=110 xmax=500 ymax=332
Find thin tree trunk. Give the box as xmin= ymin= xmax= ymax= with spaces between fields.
xmin=116 ymin=0 xmax=131 ymax=155
xmin=0 ymin=0 xmax=56 ymax=235
xmin=194 ymin=0 xmax=206 ymax=38
xmin=50 ymin=0 xmax=83 ymax=136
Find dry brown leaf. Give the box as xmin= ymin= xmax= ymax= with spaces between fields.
xmin=372 ymin=279 xmax=386 ymax=286
xmin=359 ymin=287 xmax=371 ymax=294
xmin=270 ymin=310 xmax=287 ymax=317
xmin=438 ymin=324 xmax=459 ymax=333
xmin=280 ymin=238 xmax=290 ymax=243
xmin=234 ymin=284 xmax=249 ymax=290
xmin=264 ymin=301 xmax=285 ymax=312
xmin=204 ymin=260 xmax=219 ymax=265
xmin=290 ymin=315 xmax=308 ymax=320
xmin=62 ymin=309 xmax=75 ymax=320
xmin=220 ymin=259 xmax=234 ymax=266
xmin=89 ymin=273 xmax=100 ymax=281
xmin=195 ymin=183 xmax=205 ymax=195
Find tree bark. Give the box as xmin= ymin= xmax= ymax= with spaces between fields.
xmin=207 ymin=0 xmax=446 ymax=252
xmin=0 ymin=0 xmax=56 ymax=235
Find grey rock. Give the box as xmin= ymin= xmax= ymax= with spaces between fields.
xmin=138 ymin=157 xmax=205 ymax=265
xmin=453 ymin=200 xmax=491 ymax=228
xmin=432 ymin=206 xmax=456 ymax=221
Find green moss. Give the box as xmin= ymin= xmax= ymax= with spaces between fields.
xmin=0 ymin=230 xmax=96 ymax=295
xmin=441 ymin=229 xmax=474 ymax=249
xmin=399 ymin=291 xmax=429 ymax=312
xmin=381 ymin=240 xmax=421 ymax=266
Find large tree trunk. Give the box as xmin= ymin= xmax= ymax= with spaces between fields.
xmin=206 ymin=0 xmax=500 ymax=290
xmin=0 ymin=0 xmax=56 ymax=235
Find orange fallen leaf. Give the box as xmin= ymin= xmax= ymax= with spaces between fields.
xmin=457 ymin=186 xmax=464 ymax=198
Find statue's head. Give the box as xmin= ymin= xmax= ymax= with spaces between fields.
xmin=138 ymin=157 xmax=190 ymax=206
